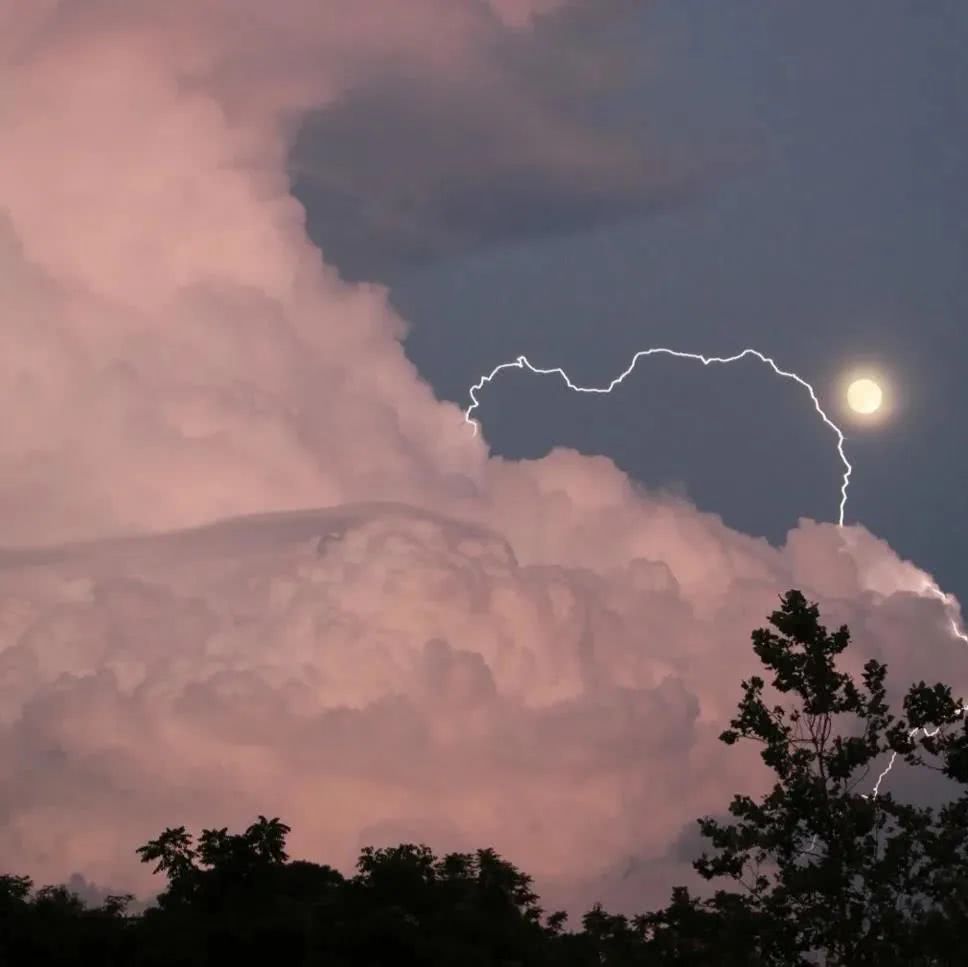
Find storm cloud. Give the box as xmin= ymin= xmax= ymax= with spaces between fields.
xmin=0 ymin=0 xmax=964 ymax=916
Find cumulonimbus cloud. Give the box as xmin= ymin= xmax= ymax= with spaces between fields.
xmin=0 ymin=0 xmax=964 ymax=915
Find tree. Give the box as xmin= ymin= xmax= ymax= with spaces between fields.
xmin=893 ymin=675 xmax=968 ymax=953
xmin=244 ymin=815 xmax=291 ymax=865
xmin=340 ymin=842 xmax=556 ymax=964
xmin=136 ymin=825 xmax=197 ymax=878
xmin=0 ymin=873 xmax=32 ymax=910
xmin=637 ymin=886 xmax=765 ymax=965
xmin=642 ymin=589 xmax=963 ymax=965
xmin=136 ymin=825 xmax=199 ymax=908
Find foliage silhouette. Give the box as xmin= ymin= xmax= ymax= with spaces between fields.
xmin=638 ymin=590 xmax=968 ymax=965
xmin=2 ymin=590 xmax=967 ymax=965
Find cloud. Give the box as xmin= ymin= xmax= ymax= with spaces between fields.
xmin=290 ymin=9 xmax=698 ymax=279
xmin=1 ymin=505 xmax=965 ymax=914
xmin=0 ymin=0 xmax=965 ymax=919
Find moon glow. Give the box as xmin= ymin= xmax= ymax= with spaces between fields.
xmin=847 ymin=378 xmax=883 ymax=415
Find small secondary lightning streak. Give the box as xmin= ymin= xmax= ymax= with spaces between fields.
xmin=465 ymin=346 xmax=968 ymax=797
xmin=864 ymin=713 xmax=966 ymax=801
xmin=466 ymin=347 xmax=852 ymax=524
xmin=863 ymin=584 xmax=968 ymax=800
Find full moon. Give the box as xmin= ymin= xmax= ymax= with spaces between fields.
xmin=847 ymin=377 xmax=883 ymax=414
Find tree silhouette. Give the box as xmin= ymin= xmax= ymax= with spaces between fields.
xmin=4 ymin=590 xmax=968 ymax=965
xmin=643 ymin=589 xmax=963 ymax=965
xmin=245 ymin=815 xmax=291 ymax=865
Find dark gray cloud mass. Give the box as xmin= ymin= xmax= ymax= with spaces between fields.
xmin=290 ymin=4 xmax=708 ymax=277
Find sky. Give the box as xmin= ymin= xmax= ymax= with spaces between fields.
xmin=1 ymin=0 xmax=966 ymax=917
xmin=304 ymin=0 xmax=968 ymax=601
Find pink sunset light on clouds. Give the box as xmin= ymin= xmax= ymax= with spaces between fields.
xmin=0 ymin=0 xmax=965 ymax=914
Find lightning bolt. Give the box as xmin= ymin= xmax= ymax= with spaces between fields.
xmin=864 ymin=725 xmax=943 ymax=801
xmin=863 ymin=583 xmax=968 ymax=800
xmin=465 ymin=348 xmax=852 ymax=526
xmin=465 ymin=346 xmax=968 ymax=797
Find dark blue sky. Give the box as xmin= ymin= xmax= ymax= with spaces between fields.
xmin=295 ymin=0 xmax=968 ymax=605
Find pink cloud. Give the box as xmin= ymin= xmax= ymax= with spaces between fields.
xmin=2 ymin=505 xmax=964 ymax=915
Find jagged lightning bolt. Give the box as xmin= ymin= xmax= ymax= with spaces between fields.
xmin=863 ymin=581 xmax=968 ymax=800
xmin=465 ymin=346 xmax=968 ymax=797
xmin=466 ymin=348 xmax=851 ymax=522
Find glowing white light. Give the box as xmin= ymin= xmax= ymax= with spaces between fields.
xmin=465 ymin=346 xmax=967 ymax=797
xmin=847 ymin=377 xmax=883 ymax=414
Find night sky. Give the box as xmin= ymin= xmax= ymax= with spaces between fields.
xmin=299 ymin=0 xmax=968 ymax=605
